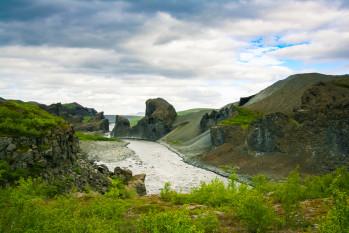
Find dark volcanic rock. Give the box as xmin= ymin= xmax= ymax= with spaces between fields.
xmin=239 ymin=95 xmax=256 ymax=106
xmin=41 ymin=102 xmax=109 ymax=132
xmin=111 ymin=115 xmax=131 ymax=137
xmin=247 ymin=112 xmax=289 ymax=153
xmin=0 ymin=125 xmax=111 ymax=193
xmin=200 ymin=104 xmax=237 ymax=132
xmin=131 ymin=98 xmax=177 ymax=140
xmin=206 ymin=77 xmax=349 ymax=175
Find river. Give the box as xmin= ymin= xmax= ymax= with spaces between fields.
xmin=98 ymin=139 xmax=228 ymax=194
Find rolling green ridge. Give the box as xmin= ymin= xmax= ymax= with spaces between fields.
xmin=0 ymin=100 xmax=68 ymax=137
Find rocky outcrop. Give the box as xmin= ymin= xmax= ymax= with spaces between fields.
xmin=41 ymin=102 xmax=109 ymax=132
xmin=112 ymin=98 xmax=177 ymax=141
xmin=0 ymin=125 xmax=112 ymax=192
xmin=111 ymin=115 xmax=130 ymax=137
xmin=200 ymin=104 xmax=237 ymax=132
xmin=238 ymin=95 xmax=256 ymax=106
xmin=204 ymin=77 xmax=349 ymax=176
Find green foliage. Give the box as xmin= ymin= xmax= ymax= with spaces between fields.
xmin=105 ymin=178 xmax=134 ymax=199
xmin=137 ymin=209 xmax=218 ymax=233
xmin=274 ymin=169 xmax=305 ymax=225
xmin=0 ymin=160 xmax=30 ymax=186
xmin=0 ymin=100 xmax=67 ymax=137
xmin=75 ymin=131 xmax=119 ymax=141
xmin=236 ymin=189 xmax=277 ymax=233
xmin=129 ymin=116 xmax=142 ymax=127
xmin=218 ymin=107 xmax=261 ymax=128
xmin=320 ymin=190 xmax=349 ymax=233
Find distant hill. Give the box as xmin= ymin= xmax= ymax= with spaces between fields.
xmin=244 ymin=73 xmax=349 ymax=115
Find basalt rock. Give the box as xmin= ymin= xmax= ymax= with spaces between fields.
xmin=116 ymin=98 xmax=177 ymax=140
xmin=200 ymin=104 xmax=237 ymax=132
xmin=111 ymin=115 xmax=131 ymax=137
xmin=0 ymin=125 xmax=112 ymax=193
xmin=41 ymin=102 xmax=109 ymax=132
xmin=206 ymin=77 xmax=349 ymax=175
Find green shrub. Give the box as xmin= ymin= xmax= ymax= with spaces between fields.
xmin=320 ymin=190 xmax=349 ymax=233
xmin=274 ymin=169 xmax=305 ymax=226
xmin=236 ymin=189 xmax=277 ymax=233
xmin=137 ymin=209 xmax=217 ymax=233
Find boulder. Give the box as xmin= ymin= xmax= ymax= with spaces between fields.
xmin=113 ymin=166 xmax=133 ymax=183
xmin=127 ymin=174 xmax=146 ymax=196
xmin=200 ymin=104 xmax=237 ymax=132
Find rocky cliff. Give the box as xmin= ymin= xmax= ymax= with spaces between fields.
xmin=112 ymin=98 xmax=177 ymax=141
xmin=202 ymin=75 xmax=349 ymax=177
xmin=41 ymin=102 xmax=109 ymax=132
xmin=0 ymin=100 xmax=145 ymax=194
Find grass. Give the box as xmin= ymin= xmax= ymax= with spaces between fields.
xmin=75 ymin=131 xmax=119 ymax=141
xmin=218 ymin=107 xmax=261 ymax=128
xmin=0 ymin=100 xmax=68 ymax=137
xmin=128 ymin=116 xmax=142 ymax=127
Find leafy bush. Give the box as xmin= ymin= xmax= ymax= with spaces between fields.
xmin=236 ymin=189 xmax=277 ymax=233
xmin=320 ymin=190 xmax=349 ymax=233
xmin=137 ymin=209 xmax=218 ymax=233
xmin=0 ymin=100 xmax=67 ymax=137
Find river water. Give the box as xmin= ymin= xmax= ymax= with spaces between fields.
xmin=99 ymin=139 xmax=228 ymax=194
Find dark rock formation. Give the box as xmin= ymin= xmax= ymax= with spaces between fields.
xmin=41 ymin=102 xmax=109 ymax=132
xmin=0 ymin=125 xmax=111 ymax=193
xmin=128 ymin=174 xmax=146 ymax=196
xmin=239 ymin=95 xmax=256 ymax=106
xmin=206 ymin=78 xmax=349 ymax=175
xmin=200 ymin=104 xmax=237 ymax=132
xmin=112 ymin=98 xmax=177 ymax=141
xmin=247 ymin=112 xmax=289 ymax=153
xmin=111 ymin=115 xmax=130 ymax=137
xmin=132 ymin=98 xmax=177 ymax=140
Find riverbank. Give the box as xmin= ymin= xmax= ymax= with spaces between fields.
xmin=158 ymin=140 xmax=252 ymax=185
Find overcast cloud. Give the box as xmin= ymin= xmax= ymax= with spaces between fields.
xmin=0 ymin=0 xmax=348 ymax=114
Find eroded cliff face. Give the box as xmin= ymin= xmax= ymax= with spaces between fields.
xmin=203 ymin=78 xmax=349 ymax=177
xmin=0 ymin=125 xmax=111 ymax=192
xmin=41 ymin=102 xmax=109 ymax=133
xmin=111 ymin=98 xmax=177 ymax=141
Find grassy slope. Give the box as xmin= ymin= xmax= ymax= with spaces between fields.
xmin=0 ymin=100 xmax=68 ymax=137
xmin=245 ymin=73 xmax=348 ymax=115
xmin=75 ymin=131 xmax=119 ymax=141
xmin=161 ymin=108 xmax=212 ymax=146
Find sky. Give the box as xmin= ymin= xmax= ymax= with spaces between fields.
xmin=0 ymin=0 xmax=348 ymax=114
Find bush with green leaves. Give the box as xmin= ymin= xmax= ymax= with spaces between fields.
xmin=137 ymin=209 xmax=218 ymax=233
xmin=235 ymin=188 xmax=277 ymax=233
xmin=319 ymin=190 xmax=349 ymax=233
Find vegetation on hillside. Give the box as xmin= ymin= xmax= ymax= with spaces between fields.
xmin=0 ymin=100 xmax=67 ymax=137
xmin=218 ymin=107 xmax=261 ymax=128
xmin=129 ymin=116 xmax=142 ymax=127
xmin=0 ymin=168 xmax=348 ymax=232
xmin=75 ymin=131 xmax=119 ymax=142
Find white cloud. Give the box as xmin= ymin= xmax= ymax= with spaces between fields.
xmin=0 ymin=0 xmax=348 ymax=114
